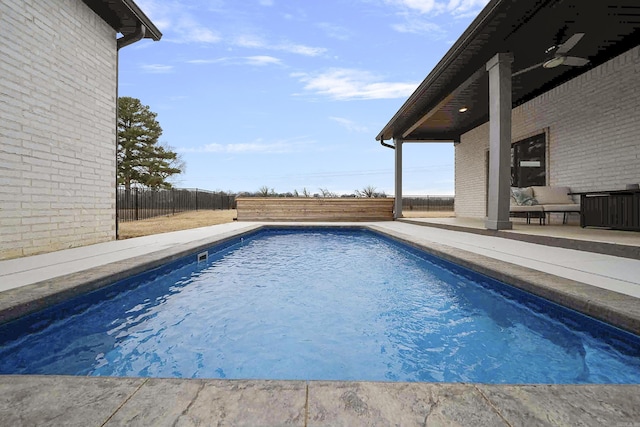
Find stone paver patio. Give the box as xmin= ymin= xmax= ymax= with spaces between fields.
xmin=3 ymin=376 xmax=640 ymax=426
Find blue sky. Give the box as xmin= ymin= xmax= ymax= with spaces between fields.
xmin=119 ymin=0 xmax=489 ymax=195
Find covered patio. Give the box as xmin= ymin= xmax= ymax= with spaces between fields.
xmin=376 ymin=0 xmax=640 ymax=231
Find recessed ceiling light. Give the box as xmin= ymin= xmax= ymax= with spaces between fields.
xmin=459 ymin=107 xmax=468 ymax=113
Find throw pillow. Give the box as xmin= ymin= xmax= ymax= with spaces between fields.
xmin=511 ymin=187 xmax=538 ymax=206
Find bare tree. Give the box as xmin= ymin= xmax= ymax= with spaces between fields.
xmin=319 ymin=188 xmax=337 ymax=198
xmin=257 ymin=186 xmax=275 ymax=197
xmin=355 ymin=185 xmax=387 ymax=198
xmin=355 ymin=185 xmax=377 ymax=198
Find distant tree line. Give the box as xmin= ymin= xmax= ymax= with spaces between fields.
xmin=236 ymin=185 xmax=388 ymax=198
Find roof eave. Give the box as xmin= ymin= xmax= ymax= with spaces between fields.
xmin=120 ymin=0 xmax=162 ymax=41
xmin=375 ymin=0 xmax=504 ymax=141
xmin=83 ymin=0 xmax=162 ymax=42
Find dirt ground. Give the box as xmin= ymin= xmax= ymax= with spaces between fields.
xmin=117 ymin=209 xmax=454 ymax=239
xmin=401 ymin=211 xmax=455 ymax=218
xmin=117 ymin=210 xmax=237 ymax=239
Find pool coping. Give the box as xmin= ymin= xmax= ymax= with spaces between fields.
xmin=2 ymin=376 xmax=640 ymax=426
xmin=2 ymin=223 xmax=638 ymax=335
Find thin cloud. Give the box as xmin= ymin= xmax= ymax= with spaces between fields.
xmin=170 ymin=15 xmax=221 ymax=44
xmin=187 ymin=56 xmax=282 ymax=66
xmin=234 ymin=34 xmax=266 ymax=49
xmin=385 ymin=0 xmax=488 ymax=16
xmin=316 ymin=22 xmax=352 ymax=41
xmin=197 ymin=142 xmax=291 ymax=154
xmin=181 ymin=27 xmax=221 ymax=44
xmin=445 ymin=0 xmax=490 ymax=17
xmin=293 ymin=68 xmax=419 ymax=100
xmin=180 ymin=137 xmax=315 ymax=154
xmin=329 ymin=117 xmax=369 ymax=133
xmin=245 ymin=56 xmax=283 ymax=66
xmin=232 ymin=34 xmax=326 ymax=57
xmin=134 ymin=0 xmax=221 ymax=44
xmin=391 ymin=18 xmax=445 ymax=36
xmin=137 ymin=1 xmax=323 ymax=54
xmin=385 ymin=0 xmax=489 ymax=35
xmin=140 ymin=64 xmax=174 ymax=73
xmin=186 ymin=59 xmax=224 ymax=65
xmin=386 ymin=0 xmax=441 ymax=14
xmin=282 ymin=43 xmax=327 ymax=56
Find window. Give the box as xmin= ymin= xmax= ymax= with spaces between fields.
xmin=511 ymin=133 xmax=546 ymax=187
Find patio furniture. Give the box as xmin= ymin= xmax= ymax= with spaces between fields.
xmin=510 ymin=204 xmax=546 ymax=224
xmin=510 ymin=186 xmax=580 ymax=225
xmin=574 ymin=189 xmax=640 ymax=231
xmin=530 ymin=186 xmax=581 ymax=224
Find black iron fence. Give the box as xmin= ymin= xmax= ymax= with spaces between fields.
xmin=402 ymin=195 xmax=454 ymax=211
xmin=117 ymin=187 xmax=235 ymax=222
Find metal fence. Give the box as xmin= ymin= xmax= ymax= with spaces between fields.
xmin=117 ymin=187 xmax=235 ymax=222
xmin=402 ymin=195 xmax=455 ymax=211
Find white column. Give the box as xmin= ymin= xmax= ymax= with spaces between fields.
xmin=394 ymin=138 xmax=403 ymax=219
xmin=485 ymin=53 xmax=513 ymax=230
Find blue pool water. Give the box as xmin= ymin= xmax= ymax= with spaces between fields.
xmin=1 ymin=228 xmax=639 ymax=383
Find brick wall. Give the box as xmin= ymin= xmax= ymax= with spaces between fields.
xmin=0 ymin=0 xmax=117 ymax=259
xmin=454 ymin=126 xmax=489 ymax=218
xmin=455 ymin=45 xmax=640 ymax=218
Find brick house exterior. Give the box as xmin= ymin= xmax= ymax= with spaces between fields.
xmin=455 ymin=45 xmax=640 ymax=219
xmin=0 ymin=0 xmax=160 ymax=260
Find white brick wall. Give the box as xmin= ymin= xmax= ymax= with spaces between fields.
xmin=0 ymin=0 xmax=117 ymax=259
xmin=454 ymin=125 xmax=489 ymax=218
xmin=455 ymin=45 xmax=640 ymax=218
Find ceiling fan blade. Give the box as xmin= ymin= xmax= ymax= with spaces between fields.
xmin=563 ymin=56 xmax=589 ymax=67
xmin=556 ymin=33 xmax=584 ymax=55
xmin=512 ymin=61 xmax=545 ymax=77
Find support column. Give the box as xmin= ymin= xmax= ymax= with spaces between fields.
xmin=394 ymin=138 xmax=403 ymax=219
xmin=485 ymin=53 xmax=513 ymax=230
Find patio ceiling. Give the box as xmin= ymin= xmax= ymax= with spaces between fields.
xmin=82 ymin=0 xmax=162 ymax=41
xmin=376 ymin=0 xmax=640 ymax=143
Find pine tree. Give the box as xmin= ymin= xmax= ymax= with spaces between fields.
xmin=117 ymin=97 xmax=183 ymax=190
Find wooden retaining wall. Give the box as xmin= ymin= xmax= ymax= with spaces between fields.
xmin=236 ymin=198 xmax=394 ymax=221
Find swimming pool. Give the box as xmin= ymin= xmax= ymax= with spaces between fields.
xmin=1 ymin=227 xmax=639 ymax=383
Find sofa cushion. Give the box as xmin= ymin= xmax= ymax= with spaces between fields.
xmin=510 ymin=205 xmax=544 ymax=212
xmin=542 ymin=203 xmax=580 ymax=212
xmin=531 ymin=186 xmax=574 ymax=205
xmin=510 ymin=187 xmax=537 ymax=206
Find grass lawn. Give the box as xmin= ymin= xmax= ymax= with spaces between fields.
xmin=117 ymin=210 xmax=237 ymax=239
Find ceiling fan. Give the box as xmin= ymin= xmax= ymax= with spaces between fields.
xmin=512 ymin=33 xmax=590 ymax=77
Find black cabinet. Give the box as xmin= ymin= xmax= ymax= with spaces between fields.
xmin=579 ymin=190 xmax=640 ymax=231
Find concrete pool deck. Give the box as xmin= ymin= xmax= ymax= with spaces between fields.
xmin=3 ymin=376 xmax=640 ymax=426
xmin=1 ymin=221 xmax=640 ymax=425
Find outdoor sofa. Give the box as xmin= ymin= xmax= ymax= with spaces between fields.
xmin=510 ymin=186 xmax=580 ymax=225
